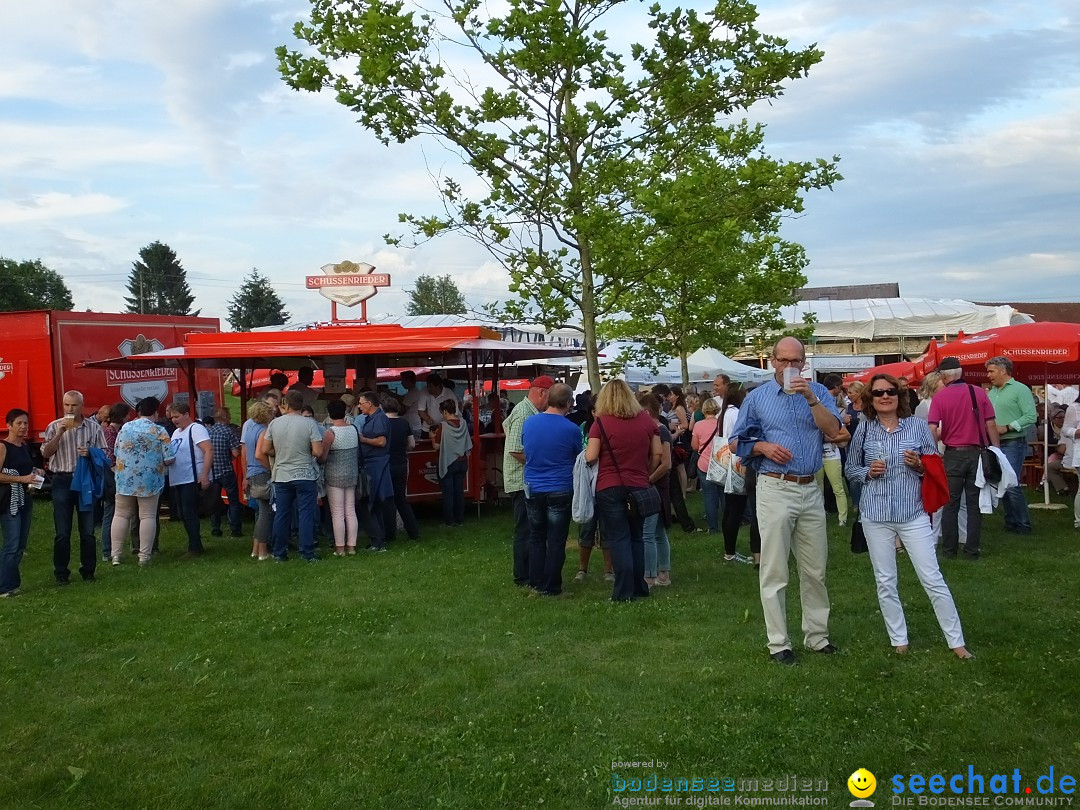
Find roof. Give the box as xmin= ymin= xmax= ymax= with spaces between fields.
xmin=975 ymin=302 xmax=1080 ymax=324
xmin=82 ymin=324 xmax=583 ymax=371
xmin=780 ymin=298 xmax=1032 ymax=339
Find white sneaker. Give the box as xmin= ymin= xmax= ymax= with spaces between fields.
xmin=574 ymin=570 xmax=587 ymax=582
xmin=111 ymin=557 xmax=121 ymax=566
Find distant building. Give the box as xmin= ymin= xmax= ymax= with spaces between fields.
xmin=975 ymin=302 xmax=1080 ymax=324
xmin=797 ymin=283 xmax=899 ymax=301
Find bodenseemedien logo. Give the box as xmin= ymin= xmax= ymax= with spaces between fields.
xmin=849 ymin=768 xmax=878 ymax=808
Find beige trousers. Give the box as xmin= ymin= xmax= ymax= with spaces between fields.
xmin=755 ymin=475 xmax=831 ymax=654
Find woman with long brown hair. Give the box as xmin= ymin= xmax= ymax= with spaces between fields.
xmin=845 ymin=373 xmax=972 ymax=659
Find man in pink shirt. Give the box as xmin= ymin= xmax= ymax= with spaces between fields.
xmin=927 ymin=357 xmax=999 ymax=560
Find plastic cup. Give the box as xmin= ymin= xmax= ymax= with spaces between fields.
xmin=30 ymin=475 xmax=45 ymax=490
xmin=782 ymin=367 xmax=799 ymax=394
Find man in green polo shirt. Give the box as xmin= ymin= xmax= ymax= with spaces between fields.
xmin=986 ymin=356 xmax=1037 ymax=535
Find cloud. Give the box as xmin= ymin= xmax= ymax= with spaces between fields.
xmin=0 ymin=192 xmax=128 ymax=224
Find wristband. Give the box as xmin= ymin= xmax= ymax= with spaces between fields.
xmin=807 ymin=399 xmax=820 ymax=407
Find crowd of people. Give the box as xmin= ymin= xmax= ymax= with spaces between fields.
xmin=2 ymin=346 xmax=1076 ymax=666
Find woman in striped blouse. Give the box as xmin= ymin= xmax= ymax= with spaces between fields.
xmin=845 ymin=373 xmax=973 ymax=659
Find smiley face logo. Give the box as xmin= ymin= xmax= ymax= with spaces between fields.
xmin=848 ymin=768 xmax=877 ymax=799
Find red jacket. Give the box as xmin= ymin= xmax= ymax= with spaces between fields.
xmin=921 ymin=454 xmax=950 ymax=515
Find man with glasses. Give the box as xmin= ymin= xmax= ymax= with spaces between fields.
xmin=732 ymin=337 xmax=848 ymax=666
xmin=927 ymin=356 xmax=1000 ymax=559
xmin=984 ymin=356 xmax=1036 ymax=535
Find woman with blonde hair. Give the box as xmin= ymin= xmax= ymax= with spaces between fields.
xmin=241 ymin=399 xmax=274 ymax=560
xmin=585 ymin=380 xmax=662 ymax=601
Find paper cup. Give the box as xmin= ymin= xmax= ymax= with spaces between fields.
xmin=782 ymin=367 xmax=799 ymax=394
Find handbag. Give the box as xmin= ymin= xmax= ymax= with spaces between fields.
xmin=246 ymin=471 xmax=271 ymax=501
xmin=596 ymin=417 xmax=661 ymax=519
xmin=850 ymin=520 xmax=868 ymax=553
xmin=705 ymin=402 xmax=745 ymax=490
xmin=968 ymin=385 xmax=1002 ymax=486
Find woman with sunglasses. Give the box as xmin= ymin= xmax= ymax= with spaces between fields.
xmin=845 ymin=373 xmax=973 ymax=659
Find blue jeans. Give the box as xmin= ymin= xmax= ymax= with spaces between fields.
xmin=101 ymin=496 xmax=115 ymax=558
xmin=1 ymin=499 xmax=33 ymax=594
xmin=698 ymin=469 xmax=724 ymax=532
xmin=439 ymin=457 xmax=467 ymax=526
xmin=272 ymin=479 xmax=318 ymax=560
xmin=642 ymin=512 xmax=670 ymax=579
xmin=51 ymin=473 xmax=97 ymax=581
xmin=594 ymin=487 xmax=648 ymax=601
xmin=526 ymin=490 xmax=572 ymax=594
xmin=210 ymin=470 xmax=243 ymax=534
xmin=999 ymin=438 xmax=1031 ymax=532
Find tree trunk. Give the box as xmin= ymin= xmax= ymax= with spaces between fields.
xmin=680 ymin=350 xmax=690 ymax=390
xmin=579 ymin=244 xmax=602 ymax=393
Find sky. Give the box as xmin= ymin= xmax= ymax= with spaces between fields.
xmin=1 ymin=0 xmax=1078 ymax=329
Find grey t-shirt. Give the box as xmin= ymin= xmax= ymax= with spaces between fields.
xmin=264 ymin=413 xmax=324 ymax=483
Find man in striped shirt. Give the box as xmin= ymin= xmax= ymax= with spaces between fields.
xmin=733 ymin=338 xmax=848 ymax=666
xmin=42 ymin=390 xmax=107 ymax=585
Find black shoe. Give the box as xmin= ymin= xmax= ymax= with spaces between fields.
xmin=82 ymin=575 xmax=96 ymax=583
xmin=56 ymin=579 xmax=71 ymax=587
xmin=815 ymin=643 xmax=839 ymax=655
xmin=210 ymin=529 xmax=223 ymax=537
xmin=231 ymin=530 xmax=243 ymax=538
xmin=770 ymin=650 xmax=798 ymax=666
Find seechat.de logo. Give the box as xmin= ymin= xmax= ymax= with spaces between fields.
xmin=849 ymin=768 xmax=878 ymax=808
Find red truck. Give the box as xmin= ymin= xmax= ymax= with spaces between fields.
xmin=0 ymin=310 xmax=222 ymax=445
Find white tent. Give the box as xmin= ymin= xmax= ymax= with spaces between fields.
xmin=605 ymin=343 xmax=771 ymax=386
xmin=778 ymin=298 xmax=1031 ymax=340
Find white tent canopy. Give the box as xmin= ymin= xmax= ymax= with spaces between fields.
xmin=588 ymin=342 xmax=771 ymax=386
xmin=779 ymin=298 xmax=1031 ymax=340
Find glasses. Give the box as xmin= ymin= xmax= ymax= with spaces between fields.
xmin=772 ymin=357 xmax=805 ymax=366
xmin=871 ymin=388 xmax=899 ymax=398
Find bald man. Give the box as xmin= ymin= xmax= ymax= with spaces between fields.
xmin=732 ymin=337 xmax=848 ymax=666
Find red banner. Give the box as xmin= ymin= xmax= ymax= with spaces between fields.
xmin=305 ymin=274 xmax=391 ymax=289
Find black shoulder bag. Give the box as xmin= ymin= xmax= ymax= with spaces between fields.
xmin=968 ymin=385 xmax=1002 ymax=486
xmin=596 ymin=417 xmax=661 ymax=519
xmin=847 ymin=420 xmax=869 ymax=553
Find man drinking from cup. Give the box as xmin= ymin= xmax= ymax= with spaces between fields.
xmin=42 ymin=390 xmax=107 ymax=585
xmin=732 ymin=337 xmax=849 ymax=666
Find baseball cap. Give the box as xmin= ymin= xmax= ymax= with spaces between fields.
xmin=531 ymin=375 xmax=555 ymax=390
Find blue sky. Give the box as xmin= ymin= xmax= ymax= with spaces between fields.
xmin=1 ymin=0 xmax=1078 ymax=327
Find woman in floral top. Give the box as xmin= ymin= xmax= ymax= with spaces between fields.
xmin=111 ymin=397 xmax=175 ymax=565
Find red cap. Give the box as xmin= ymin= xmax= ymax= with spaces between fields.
xmin=531 ymin=375 xmax=555 ymax=390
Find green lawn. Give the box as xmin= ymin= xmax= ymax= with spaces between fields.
xmin=1 ymin=490 xmax=1077 ymax=809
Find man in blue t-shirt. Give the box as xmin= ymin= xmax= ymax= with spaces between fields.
xmin=521 ymin=383 xmax=581 ymax=595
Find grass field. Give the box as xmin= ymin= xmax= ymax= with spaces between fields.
xmin=1 ymin=488 xmax=1077 ymax=809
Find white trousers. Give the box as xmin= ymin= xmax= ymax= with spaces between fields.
xmin=755 ymin=475 xmax=831 ymax=654
xmin=863 ymin=514 xmax=965 ymax=649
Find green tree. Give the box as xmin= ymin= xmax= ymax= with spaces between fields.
xmin=406 ymin=273 xmax=467 ymax=315
xmin=277 ymin=0 xmax=838 ymax=390
xmin=598 ymin=127 xmax=829 ymax=385
xmin=0 ymin=258 xmax=75 ymax=311
xmin=226 ymin=269 xmax=291 ymax=331
xmin=125 ymin=241 xmax=197 ymax=316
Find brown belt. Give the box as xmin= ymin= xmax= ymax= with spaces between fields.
xmin=763 ymin=472 xmax=816 ymax=485
xmin=945 ymin=445 xmax=981 ymax=450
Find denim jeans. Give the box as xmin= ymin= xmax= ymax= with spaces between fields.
xmin=272 ymin=479 xmax=318 ymax=560
xmin=101 ymin=496 xmax=115 ymax=558
xmin=51 ymin=473 xmax=97 ymax=582
xmin=642 ymin=512 xmax=670 ymax=579
xmin=1 ymin=499 xmax=33 ymax=594
xmin=511 ymin=490 xmax=530 ymax=584
xmin=998 ymin=438 xmax=1031 ymax=532
xmin=526 ymin=490 xmax=572 ymax=594
xmin=170 ymin=482 xmax=205 ymax=553
xmin=698 ymin=469 xmax=724 ymax=532
xmin=210 ymin=469 xmax=243 ymax=534
xmin=594 ymin=487 xmax=648 ymax=601
xmin=438 ymin=457 xmax=467 ymax=526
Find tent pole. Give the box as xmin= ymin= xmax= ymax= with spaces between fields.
xmin=1031 ymin=361 xmax=1066 ymax=510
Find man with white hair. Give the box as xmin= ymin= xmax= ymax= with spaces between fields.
xmin=41 ymin=390 xmax=107 ymax=584
xmin=928 ymin=357 xmax=1000 ymax=559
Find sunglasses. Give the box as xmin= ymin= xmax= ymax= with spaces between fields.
xmin=871 ymin=388 xmax=899 ymax=398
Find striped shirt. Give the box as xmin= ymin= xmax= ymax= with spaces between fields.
xmin=844 ymin=417 xmax=938 ymax=523
xmin=732 ymin=380 xmax=841 ymax=477
xmin=42 ymin=417 xmax=107 ymax=474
